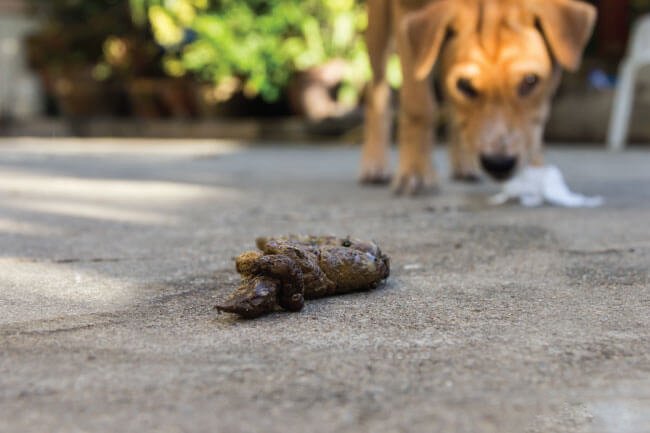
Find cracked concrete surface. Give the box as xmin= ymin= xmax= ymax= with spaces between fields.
xmin=1 ymin=138 xmax=649 ymax=433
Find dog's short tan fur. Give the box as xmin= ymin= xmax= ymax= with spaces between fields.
xmin=360 ymin=0 xmax=596 ymax=193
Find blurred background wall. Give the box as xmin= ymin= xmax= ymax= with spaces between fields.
xmin=0 ymin=0 xmax=648 ymax=143
xmin=0 ymin=0 xmax=41 ymax=119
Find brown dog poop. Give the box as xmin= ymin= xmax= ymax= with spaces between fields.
xmin=215 ymin=235 xmax=390 ymax=318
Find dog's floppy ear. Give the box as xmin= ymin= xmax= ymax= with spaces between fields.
xmin=402 ymin=0 xmax=456 ymax=81
xmin=533 ymin=0 xmax=597 ymax=72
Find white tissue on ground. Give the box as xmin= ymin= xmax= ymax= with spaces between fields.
xmin=489 ymin=165 xmax=604 ymax=208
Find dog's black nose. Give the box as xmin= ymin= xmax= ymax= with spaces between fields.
xmin=480 ymin=154 xmax=518 ymax=181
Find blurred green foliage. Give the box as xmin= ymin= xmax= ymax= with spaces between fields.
xmin=630 ymin=0 xmax=650 ymax=10
xmin=131 ymin=0 xmax=373 ymax=103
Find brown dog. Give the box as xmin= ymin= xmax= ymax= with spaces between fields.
xmin=360 ymin=0 xmax=597 ymax=193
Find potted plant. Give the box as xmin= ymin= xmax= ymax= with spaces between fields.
xmin=25 ymin=0 xmax=193 ymax=119
xmin=132 ymin=0 xmax=372 ymax=119
xmin=25 ymin=0 xmax=137 ymax=117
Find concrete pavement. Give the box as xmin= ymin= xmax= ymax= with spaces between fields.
xmin=1 ymin=138 xmax=649 ymax=432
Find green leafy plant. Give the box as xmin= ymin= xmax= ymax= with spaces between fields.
xmin=132 ymin=0 xmax=373 ymax=103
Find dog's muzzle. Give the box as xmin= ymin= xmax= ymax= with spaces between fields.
xmin=480 ymin=154 xmax=518 ymax=181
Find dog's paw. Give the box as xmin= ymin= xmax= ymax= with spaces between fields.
xmin=452 ymin=171 xmax=483 ymax=183
xmin=392 ymin=170 xmax=438 ymax=195
xmin=359 ymin=163 xmax=392 ymax=185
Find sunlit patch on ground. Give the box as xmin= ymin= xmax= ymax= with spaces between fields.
xmin=581 ymin=381 xmax=650 ymax=433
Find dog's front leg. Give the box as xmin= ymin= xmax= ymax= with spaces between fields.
xmin=361 ymin=79 xmax=393 ymax=184
xmin=528 ymin=120 xmax=546 ymax=167
xmin=450 ymin=127 xmax=482 ymax=182
xmin=393 ymin=76 xmax=437 ymax=195
xmin=360 ymin=0 xmax=393 ymax=185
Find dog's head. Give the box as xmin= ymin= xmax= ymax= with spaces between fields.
xmin=403 ymin=0 xmax=596 ymax=180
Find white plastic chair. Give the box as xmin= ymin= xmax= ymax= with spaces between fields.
xmin=607 ymin=14 xmax=650 ymax=151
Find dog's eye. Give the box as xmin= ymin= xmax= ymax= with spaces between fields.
xmin=456 ymin=78 xmax=479 ymax=99
xmin=518 ymin=74 xmax=540 ymax=97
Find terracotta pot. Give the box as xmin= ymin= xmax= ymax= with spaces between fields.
xmin=127 ymin=78 xmax=197 ymax=119
xmin=191 ymin=82 xmax=227 ymax=118
xmin=43 ymin=66 xmax=117 ymax=118
xmin=189 ymin=81 xmax=290 ymax=118
xmin=287 ymin=59 xmax=355 ymax=121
